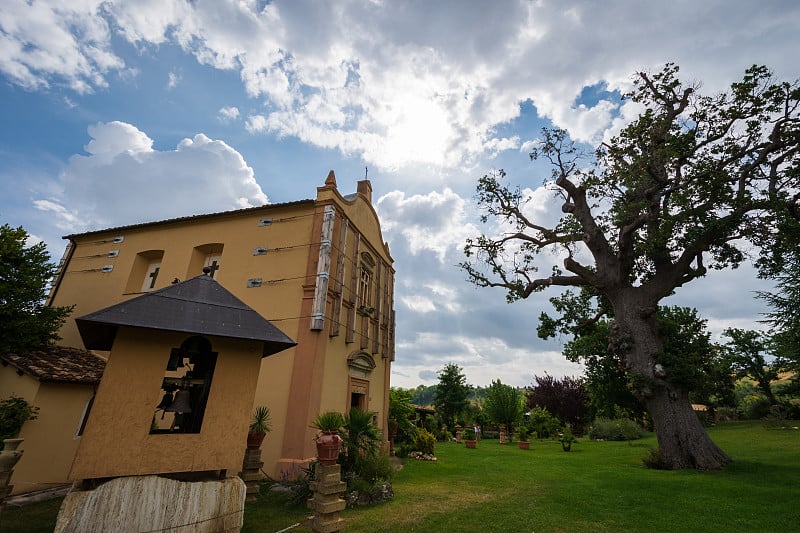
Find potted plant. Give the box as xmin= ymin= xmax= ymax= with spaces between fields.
xmin=311 ymin=411 xmax=344 ymax=465
xmin=559 ymin=428 xmax=576 ymax=452
xmin=247 ymin=406 xmax=272 ymax=449
xmin=518 ymin=427 xmax=530 ymax=450
xmin=463 ymin=427 xmax=477 ymax=448
xmin=0 ymin=395 xmax=38 ymax=442
xmin=1 ymin=395 xmax=38 ymax=476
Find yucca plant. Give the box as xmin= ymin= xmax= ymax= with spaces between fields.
xmin=311 ymin=411 xmax=345 ymax=434
xmin=250 ymin=406 xmax=272 ymax=434
xmin=247 ymin=405 xmax=272 ymax=449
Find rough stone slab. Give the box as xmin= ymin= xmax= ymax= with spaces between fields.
xmin=315 ymin=464 xmax=341 ymax=476
xmin=311 ymin=516 xmax=345 ymax=533
xmin=309 ymin=497 xmax=346 ymax=514
xmin=238 ymin=471 xmax=263 ymax=482
xmin=54 ymin=475 xmax=246 ymax=533
xmin=309 ymin=481 xmax=346 ymax=495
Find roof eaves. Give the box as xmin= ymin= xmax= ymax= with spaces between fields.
xmin=63 ymin=199 xmax=315 ymax=240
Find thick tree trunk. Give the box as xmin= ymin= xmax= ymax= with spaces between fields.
xmin=643 ymin=383 xmax=732 ymax=469
xmin=611 ymin=296 xmax=732 ymax=470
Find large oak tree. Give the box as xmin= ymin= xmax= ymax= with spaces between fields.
xmin=462 ymin=65 xmax=800 ymax=469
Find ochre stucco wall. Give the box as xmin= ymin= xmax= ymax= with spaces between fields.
xmin=49 ymin=176 xmax=395 ymax=480
xmin=0 ymin=368 xmax=94 ymax=495
xmin=69 ymin=329 xmax=263 ymax=480
xmin=52 ymin=203 xmax=314 ymax=351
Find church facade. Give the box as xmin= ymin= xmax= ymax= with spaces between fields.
xmin=47 ymin=172 xmax=395 ymax=479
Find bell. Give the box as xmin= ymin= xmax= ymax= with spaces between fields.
xmin=166 ymin=390 xmax=192 ymax=413
xmin=156 ymin=391 xmax=174 ymax=410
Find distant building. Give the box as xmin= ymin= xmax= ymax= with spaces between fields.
xmin=0 ymin=346 xmax=104 ymax=495
xmin=40 ymin=171 xmax=395 ymax=483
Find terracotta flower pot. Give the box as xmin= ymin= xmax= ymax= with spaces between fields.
xmin=316 ymin=431 xmax=343 ymax=465
xmin=247 ymin=431 xmax=266 ymax=450
xmin=465 ymin=439 xmax=476 ymax=449
xmin=518 ymin=440 xmax=530 ymax=450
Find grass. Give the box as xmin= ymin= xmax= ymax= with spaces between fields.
xmin=2 ymin=421 xmax=798 ymax=532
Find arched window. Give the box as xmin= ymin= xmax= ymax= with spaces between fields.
xmin=125 ymin=250 xmax=165 ymax=293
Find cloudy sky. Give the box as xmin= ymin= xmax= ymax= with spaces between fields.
xmin=1 ymin=1 xmax=797 ymax=388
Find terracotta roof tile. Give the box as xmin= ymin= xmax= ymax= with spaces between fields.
xmin=1 ymin=346 xmax=105 ymax=385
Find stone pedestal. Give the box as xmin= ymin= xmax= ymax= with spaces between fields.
xmin=55 ymin=475 xmax=246 ymax=533
xmin=307 ymin=463 xmax=346 ymax=533
xmin=238 ymin=448 xmax=264 ymax=502
xmin=0 ymin=438 xmax=24 ymax=514
xmin=455 ymin=425 xmax=462 ymax=444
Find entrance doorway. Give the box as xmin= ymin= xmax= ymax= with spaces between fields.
xmin=351 ymin=391 xmax=366 ymax=410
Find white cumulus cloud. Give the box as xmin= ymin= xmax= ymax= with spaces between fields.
xmin=376 ymin=188 xmax=478 ymax=263
xmin=36 ymin=121 xmax=268 ymax=232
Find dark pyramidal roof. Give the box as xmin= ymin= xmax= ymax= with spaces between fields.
xmin=75 ymin=273 xmax=297 ymax=357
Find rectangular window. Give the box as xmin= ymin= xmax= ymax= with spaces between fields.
xmin=75 ymin=393 xmax=95 ymax=438
xmin=359 ymin=267 xmax=373 ymax=308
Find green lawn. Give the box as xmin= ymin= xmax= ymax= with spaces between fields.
xmin=2 ymin=422 xmax=798 ymax=532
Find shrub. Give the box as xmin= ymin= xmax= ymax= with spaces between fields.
xmin=527 ymin=406 xmax=561 ymax=439
xmin=588 ymin=417 xmax=644 ymax=441
xmin=413 ymin=427 xmax=436 ymax=455
xmin=434 ymin=428 xmax=452 ymax=442
xmin=355 ymin=450 xmax=394 ymax=485
xmin=715 ymin=406 xmax=738 ymax=421
xmin=0 ymin=395 xmax=39 ymax=440
xmin=739 ymin=393 xmax=772 ymax=419
xmin=395 ymin=443 xmax=413 ymax=458
xmin=642 ymin=448 xmax=671 ymax=470
xmin=762 ymin=403 xmax=800 ymax=429
xmin=286 ymin=462 xmax=316 ymax=506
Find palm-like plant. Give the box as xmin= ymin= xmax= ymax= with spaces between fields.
xmin=342 ymin=407 xmax=382 ymax=474
xmin=249 ymin=406 xmax=272 ymax=434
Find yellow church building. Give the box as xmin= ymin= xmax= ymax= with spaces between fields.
xmin=46 ymin=171 xmax=395 ymax=481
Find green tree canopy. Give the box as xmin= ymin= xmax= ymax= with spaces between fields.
xmin=482 ymin=379 xmax=524 ymax=431
xmin=433 ymin=363 xmax=470 ymax=429
xmin=410 ymin=384 xmax=437 ymax=407
xmin=542 ymin=292 xmax=735 ymax=421
xmin=388 ymin=387 xmax=416 ymax=441
xmin=758 ymin=256 xmax=800 ymax=395
xmin=0 ymin=224 xmax=73 ymax=354
xmin=723 ymin=328 xmax=778 ymax=403
xmin=462 ymin=64 xmax=800 ymax=469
